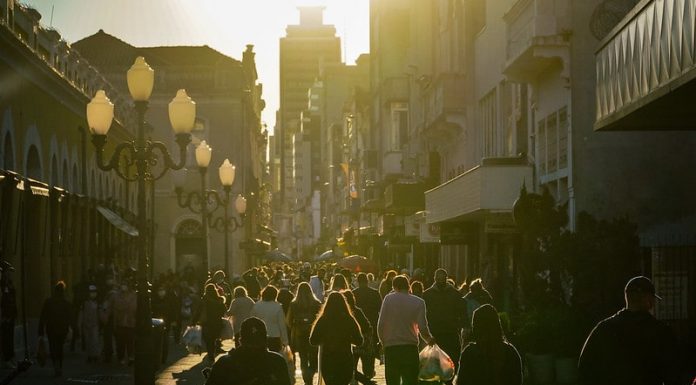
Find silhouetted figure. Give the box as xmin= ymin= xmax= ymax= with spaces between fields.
xmin=287 ymin=282 xmax=321 ymax=385
xmin=205 ymin=317 xmax=291 ymax=385
xmin=38 ymin=281 xmax=77 ymax=377
xmin=194 ymin=283 xmax=227 ymax=363
xmin=455 ymin=304 xmax=522 ymax=385
xmin=578 ymin=276 xmax=680 ymax=385
xmin=310 ymin=292 xmax=363 ymax=385
xmin=352 ymin=273 xmax=381 ymax=378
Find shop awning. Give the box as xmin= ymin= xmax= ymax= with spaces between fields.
xmin=97 ymin=206 xmax=139 ymax=237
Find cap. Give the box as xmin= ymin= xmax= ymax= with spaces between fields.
xmin=88 ymin=285 xmax=97 ymax=292
xmin=625 ymin=276 xmax=661 ymax=300
xmin=240 ymin=317 xmax=267 ymax=346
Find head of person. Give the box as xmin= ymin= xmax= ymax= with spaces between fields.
xmin=213 ymin=270 xmax=225 ymax=284
xmin=54 ymin=280 xmax=66 ymax=297
xmin=434 ymin=268 xmax=448 ymax=288
xmin=341 ymin=269 xmax=352 ymax=283
xmin=330 ymin=274 xmax=348 ymax=291
xmin=120 ymin=281 xmax=131 ymax=292
xmin=470 ymin=304 xmax=505 ymax=345
xmin=294 ymin=282 xmax=319 ymax=305
xmin=385 ymin=270 xmax=397 ymax=281
xmin=317 ymin=292 xmax=353 ymax=321
xmin=240 ymin=317 xmax=268 ymax=349
xmin=356 ymin=273 xmax=368 ymax=287
xmin=204 ymin=283 xmax=222 ymax=300
xmin=470 ymin=278 xmax=484 ymax=293
xmin=157 ymin=285 xmax=167 ymax=298
xmin=273 ymin=270 xmax=283 ymax=281
xmin=624 ymin=276 xmax=660 ymax=312
xmin=343 ymin=290 xmax=357 ymax=310
xmin=261 ymin=285 xmax=278 ymax=302
xmin=89 ymin=285 xmax=98 ymax=299
xmin=233 ymin=286 xmax=248 ymax=299
xmin=392 ymin=275 xmax=410 ymax=292
xmin=410 ymin=280 xmax=424 ymax=296
xmin=367 ymin=273 xmax=375 ymax=282
xmin=317 ymin=268 xmax=326 ymax=279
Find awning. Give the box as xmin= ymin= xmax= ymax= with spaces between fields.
xmin=97 ymin=206 xmax=139 ymax=237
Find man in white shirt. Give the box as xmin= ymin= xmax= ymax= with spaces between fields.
xmin=309 ymin=268 xmax=325 ymax=302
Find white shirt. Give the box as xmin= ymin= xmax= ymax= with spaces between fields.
xmin=309 ymin=276 xmax=325 ymax=302
xmin=250 ymin=300 xmax=288 ymax=345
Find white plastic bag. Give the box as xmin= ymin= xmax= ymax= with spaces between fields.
xmin=418 ymin=344 xmax=455 ymax=382
xmin=182 ymin=325 xmax=203 ymax=354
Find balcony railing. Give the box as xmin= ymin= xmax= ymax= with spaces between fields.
xmin=423 ymin=73 xmax=466 ymax=139
xmin=381 ymin=77 xmax=409 ymax=105
xmin=595 ymin=0 xmax=696 ymax=130
xmin=425 ymin=157 xmax=532 ymax=224
xmin=382 ymin=151 xmax=403 ymax=178
xmin=503 ymin=0 xmax=570 ymax=82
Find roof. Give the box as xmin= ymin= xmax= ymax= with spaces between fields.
xmin=71 ymin=29 xmax=240 ymax=69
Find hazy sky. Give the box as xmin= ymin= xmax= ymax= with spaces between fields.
xmin=23 ymin=0 xmax=370 ymax=132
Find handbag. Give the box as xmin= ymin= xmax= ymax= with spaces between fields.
xmin=220 ymin=317 xmax=235 ymax=341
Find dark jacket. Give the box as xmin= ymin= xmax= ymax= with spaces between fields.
xmin=423 ymin=284 xmax=467 ymax=334
xmin=287 ymin=300 xmax=321 ymax=352
xmin=243 ymin=270 xmax=261 ymax=299
xmin=578 ymin=309 xmax=680 ymax=385
xmin=38 ymin=295 xmax=76 ymax=337
xmin=205 ymin=345 xmax=291 ymax=385
xmin=455 ymin=341 xmax=522 ymax=385
xmin=352 ymin=286 xmax=381 ymax=331
xmin=310 ymin=315 xmax=362 ymax=354
xmin=194 ymin=296 xmax=226 ymax=330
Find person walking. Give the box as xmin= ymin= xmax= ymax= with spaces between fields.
xmin=310 ymin=292 xmax=363 ymax=385
xmin=194 ymin=283 xmax=227 ymax=363
xmin=463 ymin=279 xmax=492 ymax=321
xmin=352 ymin=273 xmax=381 ymax=379
xmin=242 ymin=268 xmax=262 ymax=300
xmin=152 ymin=283 xmax=179 ymax=363
xmin=578 ymin=276 xmax=680 ymax=385
xmin=287 ymin=282 xmax=322 ymax=385
xmin=227 ymin=286 xmax=255 ymax=348
xmin=99 ymin=276 xmax=118 ymax=362
xmin=79 ymin=285 xmax=101 ymax=363
xmin=250 ymin=285 xmax=288 ymax=353
xmin=454 ymin=304 xmax=522 ymax=385
xmin=207 ymin=270 xmax=233 ymax=305
xmin=343 ymin=291 xmax=376 ymax=385
xmin=309 ymin=268 xmax=326 ymax=302
xmin=423 ymin=268 xmax=467 ymax=378
xmin=113 ymin=280 xmax=136 ymax=365
xmin=38 ymin=281 xmax=77 ymax=376
xmin=378 ymin=275 xmax=434 ymax=385
xmin=379 ymin=270 xmax=397 ymax=299
xmin=205 ymin=317 xmax=291 ymax=385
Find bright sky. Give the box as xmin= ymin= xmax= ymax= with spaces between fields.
xmin=22 ymin=0 xmax=370 ymax=133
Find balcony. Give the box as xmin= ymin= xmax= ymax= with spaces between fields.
xmin=384 ymin=181 xmax=426 ymax=215
xmin=595 ymin=0 xmax=696 ymax=130
xmin=423 ymin=73 xmax=467 ymax=143
xmin=425 ymin=157 xmax=532 ymax=224
xmin=503 ymin=0 xmax=570 ymax=83
xmin=382 ymin=151 xmax=403 ymax=178
xmin=381 ymin=76 xmax=409 ymax=105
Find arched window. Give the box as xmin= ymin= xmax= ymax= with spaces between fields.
xmin=50 ymin=155 xmax=59 ymax=186
xmin=72 ymin=164 xmax=79 ymax=193
xmin=62 ymin=159 xmax=69 ymax=190
xmin=26 ymin=145 xmax=42 ymax=181
xmin=90 ymin=170 xmax=96 ymax=197
xmin=3 ymin=132 xmax=14 ymax=170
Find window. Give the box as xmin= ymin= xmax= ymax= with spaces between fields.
xmin=389 ymin=102 xmax=408 ymax=151
xmin=537 ymin=106 xmax=569 ymax=177
xmin=479 ymin=88 xmax=498 ymax=157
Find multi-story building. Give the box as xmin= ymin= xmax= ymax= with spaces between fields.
xmin=277 ymin=6 xmax=341 ymax=254
xmin=73 ymin=31 xmax=268 ymax=276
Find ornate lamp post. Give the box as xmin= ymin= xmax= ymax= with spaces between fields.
xmin=174 ymin=156 xmax=247 ymax=274
xmin=86 ymin=56 xmax=194 ymax=385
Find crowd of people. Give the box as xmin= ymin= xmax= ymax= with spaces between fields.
xmin=0 ymin=258 xmax=688 ymax=385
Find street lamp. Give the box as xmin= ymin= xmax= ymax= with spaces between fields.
xmin=86 ymin=56 xmax=194 ymax=385
xmin=175 ymin=153 xmax=245 ymax=274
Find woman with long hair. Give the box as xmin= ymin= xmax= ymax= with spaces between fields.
xmin=327 ymin=274 xmax=349 ymax=294
xmin=455 ymin=304 xmax=522 ymax=385
xmin=287 ymin=282 xmax=322 ymax=385
xmin=310 ymin=292 xmax=363 ymax=385
xmin=194 ymin=283 xmax=227 ymax=363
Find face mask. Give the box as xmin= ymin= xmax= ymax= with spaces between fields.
xmin=158 ymin=290 xmax=166 ymax=298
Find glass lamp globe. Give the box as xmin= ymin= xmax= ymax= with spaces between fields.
xmin=218 ymin=159 xmax=236 ymax=187
xmin=169 ymin=89 xmax=196 ymax=134
xmin=127 ymin=56 xmax=154 ymax=102
xmin=195 ymin=140 xmax=212 ymax=168
xmin=235 ymin=194 xmax=247 ymax=214
xmin=86 ymin=90 xmax=114 ymax=135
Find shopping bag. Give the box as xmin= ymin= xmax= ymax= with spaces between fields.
xmin=282 ymin=345 xmax=295 ymax=384
xmin=182 ymin=325 xmax=203 ymax=354
xmin=418 ymin=344 xmax=455 ymax=382
xmin=36 ymin=337 xmax=48 ymax=367
xmin=220 ymin=317 xmax=235 ymax=341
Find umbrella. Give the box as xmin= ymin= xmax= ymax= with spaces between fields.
xmin=314 ymin=250 xmax=339 ymax=261
xmin=264 ymin=249 xmax=293 ymax=262
xmin=337 ymin=255 xmax=376 ymax=273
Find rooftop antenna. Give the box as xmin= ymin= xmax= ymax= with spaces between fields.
xmin=50 ymin=4 xmax=54 ymax=27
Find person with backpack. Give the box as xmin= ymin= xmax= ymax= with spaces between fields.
xmin=287 ymin=282 xmax=322 ymax=385
xmin=205 ymin=317 xmax=291 ymax=385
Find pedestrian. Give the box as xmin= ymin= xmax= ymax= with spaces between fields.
xmin=113 ymin=280 xmax=137 ymax=365
xmin=205 ymin=317 xmax=291 ymax=385
xmin=578 ymin=276 xmax=680 ymax=385
xmin=378 ymin=275 xmax=434 ymax=385
xmin=0 ymin=261 xmax=17 ymax=369
xmin=352 ymin=273 xmax=381 ymax=379
xmin=287 ymin=282 xmax=322 ymax=385
xmin=310 ymin=292 xmax=363 ymax=385
xmin=152 ymin=283 xmax=179 ymax=363
xmin=310 ymin=268 xmax=326 ymax=302
xmin=343 ymin=291 xmax=376 ymax=385
xmin=79 ymin=285 xmax=101 ymax=363
xmin=455 ymin=304 xmax=522 ymax=385
xmin=38 ymin=281 xmax=77 ymax=376
xmin=250 ymin=285 xmax=288 ymax=353
xmin=194 ymin=283 xmax=227 ymax=363
xmin=207 ymin=270 xmax=233 ymax=305
xmin=227 ymin=286 xmax=255 ymax=348
xmin=409 ymin=281 xmax=424 ymax=298
xmin=99 ymin=276 xmax=117 ymax=362
xmin=242 ymin=268 xmax=262 ymax=300
xmin=327 ymin=274 xmax=349 ymax=296
xmin=379 ymin=270 xmax=397 ymax=299
xmin=462 ymin=278 xmax=492 ymax=344
xmin=423 ymin=268 xmax=467 ymax=381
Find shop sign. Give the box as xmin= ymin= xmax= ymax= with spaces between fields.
xmin=484 ymin=213 xmax=518 ymax=234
